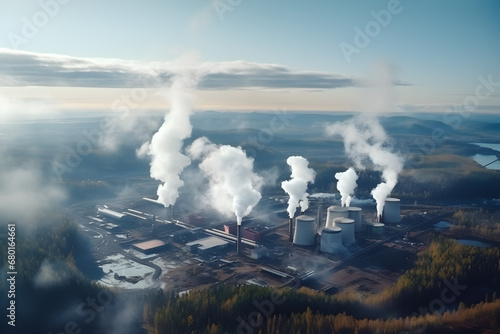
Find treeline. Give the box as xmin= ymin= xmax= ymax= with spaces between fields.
xmin=451 ymin=209 xmax=500 ymax=241
xmin=144 ymin=238 xmax=500 ymax=333
xmin=310 ymin=157 xmax=500 ymax=202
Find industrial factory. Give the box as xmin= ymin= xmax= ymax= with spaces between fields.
xmin=76 ymin=189 xmax=412 ymax=294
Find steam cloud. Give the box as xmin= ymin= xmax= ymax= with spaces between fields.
xmin=281 ymin=156 xmax=316 ymax=218
xmin=188 ymin=137 xmax=263 ymax=225
xmin=326 ymin=115 xmax=403 ymax=218
xmin=138 ymin=74 xmax=198 ymax=207
xmin=335 ymin=167 xmax=358 ymax=207
xmin=327 ymin=62 xmax=403 ymax=218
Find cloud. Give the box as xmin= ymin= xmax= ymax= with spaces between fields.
xmin=0 ymin=48 xmax=411 ymax=90
xmin=33 ymin=259 xmax=72 ymax=288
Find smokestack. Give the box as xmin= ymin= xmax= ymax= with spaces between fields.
xmin=289 ymin=218 xmax=293 ymax=242
xmin=171 ymin=205 xmax=174 ymax=220
xmin=237 ymin=224 xmax=242 ymax=256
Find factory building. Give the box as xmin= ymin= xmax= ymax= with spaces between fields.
xmin=320 ymin=226 xmax=343 ymax=254
xmin=132 ymin=239 xmax=168 ymax=254
xmin=325 ymin=206 xmax=348 ymax=228
xmin=383 ymin=198 xmax=401 ymax=224
xmin=348 ymin=207 xmax=362 ymax=232
xmin=293 ymin=215 xmax=316 ymax=246
xmin=224 ymin=223 xmax=261 ymax=242
xmin=185 ymin=236 xmax=229 ymax=256
xmin=333 ymin=217 xmax=355 ymax=246
xmin=97 ymin=207 xmax=127 ymax=222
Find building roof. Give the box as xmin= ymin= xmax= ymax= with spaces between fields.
xmin=133 ymin=239 xmax=165 ymax=251
xmin=186 ymin=236 xmax=228 ymax=250
xmin=97 ymin=208 xmax=126 ymax=220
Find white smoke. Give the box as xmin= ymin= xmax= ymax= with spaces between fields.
xmin=281 ymin=156 xmax=316 ymax=218
xmin=335 ymin=167 xmax=358 ymax=207
xmin=326 ymin=115 xmax=403 ymax=218
xmin=138 ymin=73 xmax=199 ymax=207
xmin=326 ymin=62 xmax=403 ymax=218
xmin=187 ymin=137 xmax=263 ymax=225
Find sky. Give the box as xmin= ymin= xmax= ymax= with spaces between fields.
xmin=0 ymin=0 xmax=499 ymax=113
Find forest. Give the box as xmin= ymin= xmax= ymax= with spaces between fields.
xmin=0 ymin=215 xmax=143 ymax=334
xmin=143 ymin=237 xmax=500 ymax=334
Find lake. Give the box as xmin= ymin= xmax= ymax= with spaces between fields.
xmin=472 ymin=143 xmax=500 ymax=170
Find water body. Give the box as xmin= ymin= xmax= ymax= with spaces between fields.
xmin=456 ymin=239 xmax=491 ymax=248
xmin=472 ymin=143 xmax=500 ymax=170
xmin=434 ymin=221 xmax=451 ymax=230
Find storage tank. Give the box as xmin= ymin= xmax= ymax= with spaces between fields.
xmin=383 ymin=198 xmax=401 ymax=224
xmin=293 ymin=215 xmax=316 ymax=246
xmin=333 ymin=217 xmax=355 ymax=246
xmin=320 ymin=226 xmax=342 ymax=253
xmin=371 ymin=222 xmax=385 ymax=235
xmin=348 ymin=207 xmax=362 ymax=232
xmin=325 ymin=206 xmax=348 ymax=228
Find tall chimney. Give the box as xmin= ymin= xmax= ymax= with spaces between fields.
xmin=237 ymin=224 xmax=242 ymax=256
xmin=288 ymin=218 xmax=293 ymax=242
xmin=171 ymin=205 xmax=174 ymax=220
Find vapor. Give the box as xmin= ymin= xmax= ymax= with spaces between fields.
xmin=187 ymin=137 xmax=263 ymax=225
xmin=138 ymin=73 xmax=199 ymax=207
xmin=335 ymin=167 xmax=358 ymax=207
xmin=326 ymin=115 xmax=403 ymax=217
xmin=281 ymin=156 xmax=316 ymax=218
xmin=326 ymin=62 xmax=404 ymax=218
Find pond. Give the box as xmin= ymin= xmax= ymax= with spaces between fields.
xmin=456 ymin=239 xmax=492 ymax=248
xmin=472 ymin=143 xmax=500 ymax=170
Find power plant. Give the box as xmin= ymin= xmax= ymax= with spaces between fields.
xmin=326 ymin=206 xmax=348 ymax=228
xmin=320 ymin=226 xmax=343 ymax=253
xmin=382 ymin=198 xmax=401 ymax=224
xmin=348 ymin=206 xmax=362 ymax=232
xmin=334 ymin=217 xmax=355 ymax=246
xmin=293 ymin=215 xmax=317 ymax=246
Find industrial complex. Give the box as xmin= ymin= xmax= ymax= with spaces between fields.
xmin=69 ymin=191 xmax=449 ymax=296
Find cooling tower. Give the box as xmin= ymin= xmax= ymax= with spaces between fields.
xmin=348 ymin=206 xmax=362 ymax=232
xmin=326 ymin=206 xmax=348 ymax=228
xmin=320 ymin=226 xmax=342 ymax=253
xmin=383 ymin=198 xmax=401 ymax=224
xmin=371 ymin=222 xmax=385 ymax=235
xmin=293 ymin=215 xmax=316 ymax=246
xmin=333 ymin=217 xmax=355 ymax=246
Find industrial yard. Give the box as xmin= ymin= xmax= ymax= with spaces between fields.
xmin=72 ymin=194 xmax=457 ymax=296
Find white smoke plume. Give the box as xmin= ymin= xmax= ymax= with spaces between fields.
xmin=281 ymin=156 xmax=316 ymax=218
xmin=187 ymin=137 xmax=263 ymax=225
xmin=335 ymin=167 xmax=358 ymax=207
xmin=326 ymin=115 xmax=403 ymax=218
xmin=138 ymin=73 xmax=199 ymax=207
xmin=326 ymin=62 xmax=403 ymax=218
